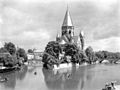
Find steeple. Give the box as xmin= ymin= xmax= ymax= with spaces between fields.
xmin=56 ymin=33 xmax=61 ymax=42
xmin=62 ymin=8 xmax=73 ymax=26
xmin=79 ymin=31 xmax=84 ymax=50
xmin=61 ymin=7 xmax=74 ymax=36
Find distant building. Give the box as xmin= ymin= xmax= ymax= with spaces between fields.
xmin=27 ymin=53 xmax=34 ymax=60
xmin=56 ymin=8 xmax=85 ymax=50
xmin=27 ymin=51 xmax=43 ymax=60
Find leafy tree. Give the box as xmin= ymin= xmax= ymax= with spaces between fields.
xmin=79 ymin=51 xmax=89 ymax=63
xmin=95 ymin=51 xmax=104 ymax=63
xmin=63 ymin=43 xmax=80 ymax=63
xmin=16 ymin=48 xmax=27 ymax=62
xmin=3 ymin=54 xmax=18 ymax=67
xmin=0 ymin=42 xmax=28 ymax=67
xmin=4 ymin=42 xmax=16 ymax=55
xmin=95 ymin=51 xmax=120 ymax=63
xmin=45 ymin=41 xmax=62 ymax=59
xmin=42 ymin=41 xmax=62 ymax=69
xmin=85 ymin=46 xmax=95 ymax=64
xmin=0 ymin=47 xmax=8 ymax=53
xmin=27 ymin=49 xmax=33 ymax=53
xmin=0 ymin=42 xmax=18 ymax=67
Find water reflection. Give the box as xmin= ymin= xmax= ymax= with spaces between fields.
xmin=42 ymin=65 xmax=95 ymax=90
xmin=28 ymin=66 xmax=37 ymax=73
xmin=0 ymin=65 xmax=28 ymax=89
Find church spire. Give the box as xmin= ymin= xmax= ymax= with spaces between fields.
xmin=62 ymin=7 xmax=73 ymax=27
xmin=61 ymin=7 xmax=74 ymax=36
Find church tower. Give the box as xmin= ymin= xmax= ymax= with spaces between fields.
xmin=79 ymin=31 xmax=84 ymax=50
xmin=61 ymin=8 xmax=74 ymax=37
xmin=56 ymin=33 xmax=61 ymax=42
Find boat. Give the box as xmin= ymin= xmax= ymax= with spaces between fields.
xmin=0 ymin=77 xmax=8 ymax=83
xmin=0 ymin=66 xmax=17 ymax=73
xmin=102 ymin=81 xmax=120 ymax=90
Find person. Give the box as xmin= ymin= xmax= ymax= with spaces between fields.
xmin=34 ymin=72 xmax=37 ymax=75
xmin=111 ymin=82 xmax=115 ymax=90
xmin=0 ymin=77 xmax=8 ymax=82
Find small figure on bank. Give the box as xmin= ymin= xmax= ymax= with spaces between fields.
xmin=34 ymin=72 xmax=37 ymax=75
xmin=0 ymin=77 xmax=8 ymax=82
xmin=111 ymin=82 xmax=115 ymax=90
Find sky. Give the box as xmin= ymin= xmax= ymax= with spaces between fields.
xmin=0 ymin=0 xmax=120 ymax=52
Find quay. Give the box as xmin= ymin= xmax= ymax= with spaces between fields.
xmin=115 ymin=85 xmax=120 ymax=90
xmin=102 ymin=82 xmax=120 ymax=90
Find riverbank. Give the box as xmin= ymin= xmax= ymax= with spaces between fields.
xmin=115 ymin=85 xmax=120 ymax=90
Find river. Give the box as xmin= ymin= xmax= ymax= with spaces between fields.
xmin=0 ymin=64 xmax=120 ymax=90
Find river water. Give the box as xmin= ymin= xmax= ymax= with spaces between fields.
xmin=0 ymin=64 xmax=120 ymax=90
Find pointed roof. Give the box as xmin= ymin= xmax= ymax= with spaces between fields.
xmin=79 ymin=31 xmax=84 ymax=38
xmin=56 ymin=33 xmax=60 ymax=38
xmin=62 ymin=8 xmax=73 ymax=26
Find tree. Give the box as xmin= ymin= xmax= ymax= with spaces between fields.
xmin=64 ymin=43 xmax=80 ymax=63
xmin=85 ymin=46 xmax=95 ymax=64
xmin=95 ymin=51 xmax=120 ymax=63
xmin=79 ymin=51 xmax=89 ymax=63
xmin=42 ymin=41 xmax=62 ymax=69
xmin=3 ymin=54 xmax=18 ymax=67
xmin=0 ymin=47 xmax=8 ymax=53
xmin=16 ymin=48 xmax=27 ymax=62
xmin=4 ymin=42 xmax=16 ymax=55
xmin=45 ymin=41 xmax=62 ymax=59
xmin=27 ymin=49 xmax=33 ymax=53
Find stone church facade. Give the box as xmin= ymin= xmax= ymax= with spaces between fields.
xmin=56 ymin=8 xmax=84 ymax=50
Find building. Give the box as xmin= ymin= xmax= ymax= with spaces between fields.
xmin=27 ymin=51 xmax=43 ymax=60
xmin=56 ymin=8 xmax=84 ymax=50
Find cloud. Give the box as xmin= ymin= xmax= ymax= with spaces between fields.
xmin=1 ymin=30 xmax=51 ymax=51
xmin=87 ymin=37 xmax=120 ymax=52
xmin=0 ymin=0 xmax=120 ymax=52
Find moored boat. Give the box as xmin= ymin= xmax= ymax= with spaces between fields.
xmin=0 ymin=66 xmax=17 ymax=73
xmin=102 ymin=81 xmax=120 ymax=90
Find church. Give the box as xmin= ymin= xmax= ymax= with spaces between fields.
xmin=56 ymin=8 xmax=85 ymax=50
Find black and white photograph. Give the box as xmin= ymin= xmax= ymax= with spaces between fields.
xmin=0 ymin=0 xmax=120 ymax=90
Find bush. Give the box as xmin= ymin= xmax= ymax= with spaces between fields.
xmin=3 ymin=55 xmax=18 ymax=67
xmin=16 ymin=48 xmax=28 ymax=62
xmin=64 ymin=43 xmax=80 ymax=63
xmin=27 ymin=49 xmax=33 ymax=53
xmin=4 ymin=42 xmax=16 ymax=55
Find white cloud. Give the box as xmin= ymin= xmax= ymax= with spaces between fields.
xmin=87 ymin=37 xmax=120 ymax=52
xmin=0 ymin=16 xmax=3 ymax=24
xmin=22 ymin=30 xmax=50 ymax=40
xmin=1 ymin=0 xmax=120 ymax=52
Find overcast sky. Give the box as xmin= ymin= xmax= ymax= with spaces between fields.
xmin=0 ymin=0 xmax=120 ymax=52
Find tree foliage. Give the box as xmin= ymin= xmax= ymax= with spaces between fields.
xmin=4 ymin=42 xmax=16 ymax=55
xmin=27 ymin=49 xmax=33 ymax=53
xmin=16 ymin=48 xmax=28 ymax=62
xmin=45 ymin=41 xmax=62 ymax=59
xmin=3 ymin=55 xmax=18 ymax=67
xmin=85 ymin=46 xmax=95 ymax=64
xmin=42 ymin=41 xmax=87 ymax=69
xmin=63 ymin=43 xmax=80 ymax=63
xmin=42 ymin=40 xmax=120 ymax=69
xmin=42 ymin=41 xmax=62 ymax=69
xmin=0 ymin=47 xmax=8 ymax=53
xmin=95 ymin=51 xmax=120 ymax=63
xmin=0 ymin=42 xmax=27 ymax=67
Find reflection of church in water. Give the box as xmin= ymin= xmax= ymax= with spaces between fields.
xmin=42 ymin=66 xmax=94 ymax=90
xmin=56 ymin=7 xmax=84 ymax=50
